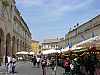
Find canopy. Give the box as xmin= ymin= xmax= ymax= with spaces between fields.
xmin=42 ymin=49 xmax=60 ymax=54
xmin=61 ymin=46 xmax=84 ymax=53
xmin=16 ymin=51 xmax=29 ymax=55
xmin=29 ymin=52 xmax=35 ymax=55
xmin=76 ymin=36 xmax=100 ymax=48
xmin=71 ymin=46 xmax=83 ymax=50
xmin=61 ymin=47 xmax=69 ymax=52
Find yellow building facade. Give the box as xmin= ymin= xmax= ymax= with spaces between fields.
xmin=31 ymin=40 xmax=40 ymax=54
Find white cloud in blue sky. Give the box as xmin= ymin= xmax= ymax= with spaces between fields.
xmin=16 ymin=0 xmax=100 ymax=41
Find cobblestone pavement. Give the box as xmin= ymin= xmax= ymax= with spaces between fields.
xmin=0 ymin=62 xmax=64 ymax=75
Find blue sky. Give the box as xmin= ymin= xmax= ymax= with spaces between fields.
xmin=16 ymin=0 xmax=100 ymax=41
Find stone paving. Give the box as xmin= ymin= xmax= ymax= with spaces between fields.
xmin=0 ymin=61 xmax=64 ymax=75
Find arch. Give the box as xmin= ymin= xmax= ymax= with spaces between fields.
xmin=6 ymin=33 xmax=11 ymax=56
xmin=0 ymin=28 xmax=4 ymax=62
xmin=20 ymin=40 xmax=22 ymax=51
xmin=17 ymin=39 xmax=19 ymax=52
xmin=12 ymin=36 xmax=16 ymax=56
xmin=23 ymin=42 xmax=24 ymax=51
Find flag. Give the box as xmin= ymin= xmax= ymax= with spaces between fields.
xmin=67 ymin=42 xmax=72 ymax=48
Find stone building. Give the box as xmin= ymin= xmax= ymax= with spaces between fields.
xmin=0 ymin=0 xmax=32 ymax=63
xmin=41 ymin=38 xmax=60 ymax=50
xmin=65 ymin=15 xmax=100 ymax=47
xmin=58 ymin=38 xmax=66 ymax=49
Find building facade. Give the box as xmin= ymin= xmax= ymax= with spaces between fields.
xmin=41 ymin=38 xmax=60 ymax=50
xmin=58 ymin=38 xmax=66 ymax=49
xmin=31 ymin=40 xmax=40 ymax=54
xmin=0 ymin=0 xmax=32 ymax=63
xmin=65 ymin=15 xmax=100 ymax=47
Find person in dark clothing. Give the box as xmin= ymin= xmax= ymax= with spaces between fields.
xmin=41 ymin=58 xmax=47 ymax=75
xmin=12 ymin=55 xmax=16 ymax=74
xmin=31 ymin=56 xmax=37 ymax=67
xmin=88 ymin=52 xmax=97 ymax=75
xmin=84 ymin=52 xmax=97 ymax=75
xmin=72 ymin=58 xmax=81 ymax=75
xmin=50 ymin=58 xmax=56 ymax=70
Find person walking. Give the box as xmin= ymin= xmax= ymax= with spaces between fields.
xmin=88 ymin=52 xmax=97 ymax=75
xmin=71 ymin=58 xmax=81 ymax=75
xmin=41 ymin=57 xmax=47 ymax=75
xmin=31 ymin=56 xmax=37 ymax=67
xmin=64 ymin=57 xmax=71 ymax=75
xmin=7 ymin=56 xmax=12 ymax=73
xmin=36 ymin=57 xmax=40 ymax=68
xmin=12 ymin=55 xmax=16 ymax=74
xmin=50 ymin=57 xmax=56 ymax=71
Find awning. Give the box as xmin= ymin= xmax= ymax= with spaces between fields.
xmin=75 ymin=36 xmax=100 ymax=48
xmin=29 ymin=52 xmax=35 ymax=55
xmin=42 ymin=49 xmax=60 ymax=54
xmin=16 ymin=51 xmax=29 ymax=55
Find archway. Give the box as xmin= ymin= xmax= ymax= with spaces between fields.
xmin=0 ymin=28 xmax=4 ymax=64
xmin=23 ymin=42 xmax=24 ymax=51
xmin=6 ymin=33 xmax=11 ymax=56
xmin=20 ymin=40 xmax=22 ymax=51
xmin=12 ymin=36 xmax=16 ymax=56
xmin=17 ymin=39 xmax=19 ymax=52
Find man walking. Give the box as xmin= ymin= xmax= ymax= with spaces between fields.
xmin=31 ymin=56 xmax=37 ymax=67
xmin=36 ymin=57 xmax=40 ymax=68
xmin=41 ymin=57 xmax=47 ymax=75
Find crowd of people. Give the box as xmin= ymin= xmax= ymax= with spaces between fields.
xmin=30 ymin=51 xmax=100 ymax=75
xmin=4 ymin=51 xmax=100 ymax=75
xmin=59 ymin=51 xmax=100 ymax=75
xmin=5 ymin=55 xmax=16 ymax=74
xmin=30 ymin=55 xmax=57 ymax=75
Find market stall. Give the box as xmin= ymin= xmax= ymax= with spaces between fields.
xmin=16 ymin=51 xmax=29 ymax=61
xmin=42 ymin=49 xmax=60 ymax=55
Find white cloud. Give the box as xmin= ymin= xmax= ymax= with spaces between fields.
xmin=16 ymin=0 xmax=95 ymax=21
xmin=17 ymin=0 xmax=94 ymax=22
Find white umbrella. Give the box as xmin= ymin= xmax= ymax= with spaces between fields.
xmin=16 ymin=51 xmax=29 ymax=55
xmin=42 ymin=49 xmax=60 ymax=54
xmin=29 ymin=52 xmax=35 ymax=55
xmin=61 ymin=47 xmax=69 ymax=52
xmin=71 ymin=46 xmax=83 ymax=50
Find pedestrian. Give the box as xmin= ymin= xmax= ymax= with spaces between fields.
xmin=36 ymin=56 xmax=40 ymax=68
xmin=41 ymin=58 xmax=47 ymax=75
xmin=7 ymin=56 xmax=12 ymax=73
xmin=31 ymin=56 xmax=37 ymax=67
xmin=71 ymin=57 xmax=80 ymax=75
xmin=12 ymin=55 xmax=16 ymax=74
xmin=88 ymin=52 xmax=97 ymax=75
xmin=47 ymin=59 xmax=50 ymax=67
xmin=50 ymin=57 xmax=56 ymax=71
xmin=64 ymin=57 xmax=71 ymax=75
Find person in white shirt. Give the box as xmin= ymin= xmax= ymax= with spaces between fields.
xmin=36 ymin=57 xmax=40 ymax=68
xmin=7 ymin=56 xmax=12 ymax=73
